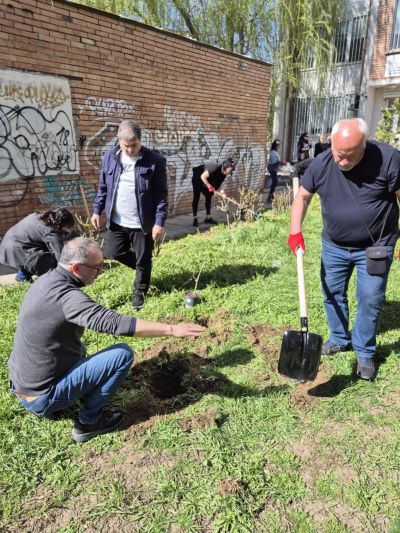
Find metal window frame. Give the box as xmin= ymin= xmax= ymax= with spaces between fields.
xmin=333 ymin=15 xmax=366 ymax=65
xmin=289 ymin=94 xmax=357 ymax=160
xmin=390 ymin=0 xmax=400 ymax=50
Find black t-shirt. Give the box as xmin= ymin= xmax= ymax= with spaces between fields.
xmin=301 ymin=141 xmax=400 ymax=247
xmin=192 ymin=163 xmax=226 ymax=190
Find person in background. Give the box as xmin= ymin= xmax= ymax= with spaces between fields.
xmin=191 ymin=158 xmax=235 ymax=227
xmin=288 ymin=118 xmax=400 ymax=381
xmin=0 ymin=208 xmax=74 ymax=282
xmin=8 ymin=237 xmax=205 ymax=443
xmin=297 ymin=132 xmax=311 ymax=161
xmin=91 ymin=120 xmax=168 ymax=311
xmin=314 ymin=134 xmax=330 ymax=157
xmin=267 ymin=139 xmax=285 ymax=203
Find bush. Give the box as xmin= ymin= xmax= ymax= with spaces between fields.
xmin=374 ymin=98 xmax=400 ymax=149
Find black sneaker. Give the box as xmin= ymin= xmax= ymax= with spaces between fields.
xmin=193 ymin=218 xmax=198 ymax=227
xmin=356 ymin=357 xmax=375 ymax=381
xmin=71 ymin=409 xmax=125 ymax=443
xmin=204 ymin=217 xmax=218 ymax=224
xmin=132 ymin=291 xmax=145 ymax=310
xmin=321 ymin=340 xmax=352 ymax=356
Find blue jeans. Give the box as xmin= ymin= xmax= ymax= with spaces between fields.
xmin=13 ymin=343 xmax=134 ymax=424
xmin=321 ymin=239 xmax=393 ymax=359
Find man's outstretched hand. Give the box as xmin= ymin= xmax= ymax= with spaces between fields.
xmin=171 ymin=323 xmax=205 ymax=338
xmin=288 ymin=232 xmax=305 ymax=255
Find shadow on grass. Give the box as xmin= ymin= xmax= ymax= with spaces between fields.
xmin=378 ymin=300 xmax=400 ymax=334
xmin=121 ymin=347 xmax=289 ymax=430
xmin=152 ymin=264 xmax=278 ymax=293
xmin=307 ymin=373 xmax=358 ymax=397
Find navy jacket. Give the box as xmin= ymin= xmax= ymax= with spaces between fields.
xmin=93 ymin=145 xmax=168 ymax=234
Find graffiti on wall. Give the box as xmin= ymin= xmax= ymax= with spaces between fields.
xmin=79 ymin=97 xmax=134 ymax=117
xmin=38 ymin=175 xmax=96 ymax=208
xmin=84 ymin=105 xmax=265 ymax=212
xmin=0 ymin=69 xmax=78 ymax=181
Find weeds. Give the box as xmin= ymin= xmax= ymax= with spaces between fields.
xmin=1 ymin=202 xmax=400 ymax=532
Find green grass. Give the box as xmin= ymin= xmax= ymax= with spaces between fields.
xmin=1 ymin=202 xmax=400 ymax=532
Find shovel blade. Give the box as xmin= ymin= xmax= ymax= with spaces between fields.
xmin=278 ymin=330 xmax=323 ymax=382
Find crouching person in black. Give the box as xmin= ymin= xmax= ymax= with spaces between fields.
xmin=191 ymin=158 xmax=235 ymax=227
xmin=0 ymin=208 xmax=74 ymax=282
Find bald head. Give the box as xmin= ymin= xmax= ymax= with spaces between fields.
xmin=331 ymin=118 xmax=368 ymax=171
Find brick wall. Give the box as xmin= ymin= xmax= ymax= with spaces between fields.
xmin=370 ymin=0 xmax=395 ymax=80
xmin=0 ymin=0 xmax=271 ymax=236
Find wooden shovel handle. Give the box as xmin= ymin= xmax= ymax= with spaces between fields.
xmin=292 ymin=177 xmax=308 ymax=326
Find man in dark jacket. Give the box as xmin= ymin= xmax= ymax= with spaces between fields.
xmin=8 ymin=237 xmax=204 ymax=443
xmin=91 ymin=120 xmax=168 ymax=310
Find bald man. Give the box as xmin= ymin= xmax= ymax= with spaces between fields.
xmin=288 ymin=118 xmax=400 ymax=380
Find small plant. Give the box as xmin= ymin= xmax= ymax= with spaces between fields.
xmin=272 ymin=184 xmax=293 ymax=214
xmin=216 ymin=187 xmax=263 ymax=224
xmin=74 ymin=213 xmax=102 ymax=243
xmin=375 ymin=98 xmax=400 ymax=149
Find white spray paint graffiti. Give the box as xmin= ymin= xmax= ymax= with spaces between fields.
xmin=0 ymin=69 xmax=78 ymax=181
xmin=84 ymin=105 xmax=265 ymax=212
xmin=79 ymin=97 xmax=134 ymax=118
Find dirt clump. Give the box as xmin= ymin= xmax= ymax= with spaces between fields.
xmin=218 ymin=478 xmax=246 ymax=496
xmin=246 ymin=323 xmax=287 ymax=370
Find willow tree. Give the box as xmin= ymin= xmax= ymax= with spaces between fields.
xmin=72 ymin=0 xmax=344 ymax=88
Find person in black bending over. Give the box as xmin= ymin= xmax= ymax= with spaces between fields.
xmin=0 ymin=208 xmax=74 ymax=282
xmin=191 ymin=158 xmax=236 ymax=227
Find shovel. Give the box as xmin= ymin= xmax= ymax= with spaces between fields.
xmin=278 ymin=177 xmax=323 ymax=382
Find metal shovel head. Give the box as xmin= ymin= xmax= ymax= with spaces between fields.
xmin=278 ymin=330 xmax=323 ymax=382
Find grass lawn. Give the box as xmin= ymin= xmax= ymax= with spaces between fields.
xmin=1 ymin=201 xmax=400 ymax=532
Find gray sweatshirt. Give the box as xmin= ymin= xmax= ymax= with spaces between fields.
xmin=8 ymin=266 xmax=136 ymax=395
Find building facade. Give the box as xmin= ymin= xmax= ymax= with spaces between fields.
xmin=274 ymin=0 xmax=399 ymax=161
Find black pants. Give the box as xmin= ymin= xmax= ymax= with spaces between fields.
xmin=192 ymin=177 xmax=213 ymax=217
xmin=107 ymin=221 xmax=154 ymax=293
xmin=24 ymin=250 xmax=57 ymax=276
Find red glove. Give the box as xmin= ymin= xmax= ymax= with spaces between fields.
xmin=288 ymin=232 xmax=305 ymax=255
xmin=208 ymin=185 xmax=216 ymax=193
xmin=281 ymin=160 xmax=286 ymax=165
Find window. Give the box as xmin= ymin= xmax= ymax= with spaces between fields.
xmin=349 ymin=16 xmax=366 ymax=62
xmin=334 ymin=21 xmax=349 ymax=63
xmin=290 ymin=94 xmax=357 ymax=159
xmin=333 ymin=15 xmax=367 ymax=64
xmin=391 ymin=0 xmax=400 ymax=50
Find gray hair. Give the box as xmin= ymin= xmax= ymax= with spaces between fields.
xmin=59 ymin=237 xmax=102 ymax=265
xmin=118 ymin=120 xmax=141 ymax=141
xmin=331 ymin=118 xmax=369 ymax=138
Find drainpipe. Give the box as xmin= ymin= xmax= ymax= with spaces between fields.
xmin=351 ymin=0 xmax=373 ymax=116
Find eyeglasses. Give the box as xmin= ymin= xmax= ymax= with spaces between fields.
xmin=80 ymin=262 xmax=104 ymax=274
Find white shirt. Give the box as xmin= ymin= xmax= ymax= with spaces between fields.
xmin=111 ymin=151 xmax=141 ymax=228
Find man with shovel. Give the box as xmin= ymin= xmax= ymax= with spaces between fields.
xmin=288 ymin=118 xmax=400 ymax=380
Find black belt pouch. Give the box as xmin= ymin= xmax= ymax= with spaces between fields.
xmin=365 ymin=246 xmax=389 ymax=276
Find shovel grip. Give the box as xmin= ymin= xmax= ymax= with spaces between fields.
xmin=292 ymin=176 xmax=308 ymax=323
xmin=296 ymin=247 xmax=308 ymax=321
